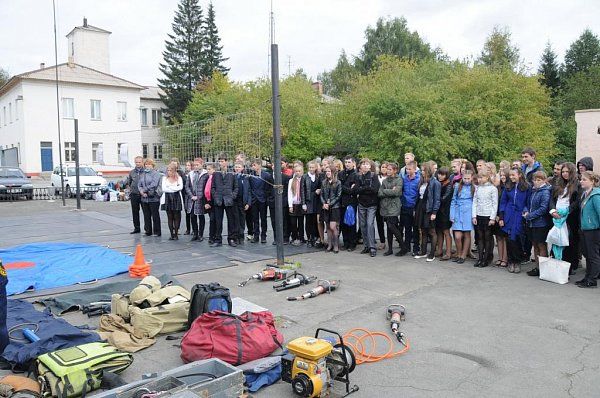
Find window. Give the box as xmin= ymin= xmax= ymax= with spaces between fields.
xmin=142 ymin=144 xmax=148 ymax=158
xmin=3 ymin=107 xmax=6 ymax=125
xmin=62 ymin=98 xmax=74 ymax=119
xmin=65 ymin=142 xmax=76 ymax=162
xmin=151 ymin=109 xmax=162 ymax=126
xmin=117 ymin=101 xmax=127 ymax=121
xmin=90 ymin=100 xmax=101 ymax=120
xmin=153 ymin=144 xmax=163 ymax=160
xmin=15 ymin=100 xmax=19 ymax=120
xmin=140 ymin=108 xmax=148 ymax=126
xmin=9 ymin=103 xmax=12 ymax=123
xmin=92 ymin=142 xmax=101 ymax=163
xmin=117 ymin=143 xmax=123 ymax=161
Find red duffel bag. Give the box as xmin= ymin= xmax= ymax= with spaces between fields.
xmin=180 ymin=310 xmax=283 ymax=365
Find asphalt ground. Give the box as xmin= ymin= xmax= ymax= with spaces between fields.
xmin=1 ymin=199 xmax=599 ymax=398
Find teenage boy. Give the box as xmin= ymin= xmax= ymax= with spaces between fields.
xmin=249 ymin=159 xmax=273 ymax=243
xmin=211 ymin=154 xmax=239 ymax=247
xmin=233 ymin=161 xmax=251 ymax=245
xmin=352 ymin=159 xmax=381 ymax=257
xmin=399 ymin=161 xmax=420 ymax=256
xmin=267 ymin=163 xmax=291 ymax=245
xmin=339 ymin=156 xmax=358 ymax=251
xmin=185 ymin=158 xmax=207 ymax=241
xmin=127 ymin=156 xmax=145 ymax=234
xmin=521 ymin=147 xmax=544 ymax=184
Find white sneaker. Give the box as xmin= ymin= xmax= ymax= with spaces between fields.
xmin=426 ymin=257 xmax=435 ymax=262
xmin=247 ymin=234 xmax=254 ymax=241
xmin=414 ymin=254 xmax=428 ymax=259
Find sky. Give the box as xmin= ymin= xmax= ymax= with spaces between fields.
xmin=1 ymin=0 xmax=599 ymax=87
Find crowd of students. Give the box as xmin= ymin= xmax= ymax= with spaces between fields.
xmin=126 ymin=148 xmax=600 ymax=288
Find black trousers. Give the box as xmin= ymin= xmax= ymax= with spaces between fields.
xmin=130 ymin=193 xmax=142 ymax=230
xmin=376 ymin=210 xmax=386 ymax=244
xmin=563 ymin=214 xmax=580 ymax=271
xmin=246 ymin=206 xmax=254 ymax=236
xmin=185 ymin=212 xmax=191 ymax=233
xmin=582 ymin=229 xmax=600 ymax=280
xmin=385 ymin=216 xmax=402 ymax=251
xmin=166 ymin=210 xmax=181 ymax=234
xmin=269 ymin=204 xmax=289 ymax=241
xmin=214 ymin=205 xmax=237 ymax=243
xmin=141 ymin=201 xmax=161 ymax=235
xmin=252 ymin=202 xmax=268 ymax=240
xmin=305 ymin=213 xmax=318 ymax=242
xmin=190 ymin=214 xmax=205 ymax=237
xmin=340 ymin=205 xmax=357 ymax=248
xmin=476 ymin=216 xmax=494 ymax=263
xmin=507 ymin=238 xmax=523 ymax=264
xmin=208 ymin=209 xmax=217 ymax=241
xmin=290 ymin=215 xmax=305 ymax=241
xmin=399 ymin=207 xmax=415 ymax=252
xmin=234 ymin=200 xmax=246 ymax=239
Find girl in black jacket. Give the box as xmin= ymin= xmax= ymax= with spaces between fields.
xmin=321 ymin=166 xmax=342 ymax=253
xmin=301 ymin=161 xmax=321 ymax=247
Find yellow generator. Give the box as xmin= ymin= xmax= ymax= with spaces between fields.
xmin=281 ymin=328 xmax=358 ymax=397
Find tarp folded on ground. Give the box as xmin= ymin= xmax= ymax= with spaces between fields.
xmin=1 ymin=299 xmax=101 ymax=371
xmin=37 ymin=274 xmax=177 ymax=315
xmin=1 ymin=242 xmax=131 ymax=295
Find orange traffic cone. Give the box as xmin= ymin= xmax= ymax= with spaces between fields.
xmin=129 ymin=244 xmax=151 ymax=278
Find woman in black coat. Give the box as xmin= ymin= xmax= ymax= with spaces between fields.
xmin=301 ymin=161 xmax=321 ymax=247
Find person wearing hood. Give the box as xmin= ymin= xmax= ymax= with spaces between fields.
xmin=523 ymin=171 xmax=552 ymax=276
xmin=138 ymin=158 xmax=162 ymax=237
xmin=577 ymin=157 xmax=594 ymax=177
xmin=521 ymin=147 xmax=544 ymax=185
xmin=576 ymin=171 xmax=600 ymax=288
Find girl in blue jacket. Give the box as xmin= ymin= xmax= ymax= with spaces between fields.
xmin=414 ymin=161 xmax=441 ymax=261
xmin=576 ymin=171 xmax=600 ymax=288
xmin=450 ymin=170 xmax=474 ymax=264
xmin=524 ymin=171 xmax=552 ymax=276
xmin=499 ymin=168 xmax=530 ymax=273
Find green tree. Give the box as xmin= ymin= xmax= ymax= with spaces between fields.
xmin=319 ymin=50 xmax=358 ymax=97
xmin=563 ymin=29 xmax=600 ymax=79
xmin=202 ymin=2 xmax=229 ymax=77
xmin=158 ymin=0 xmax=205 ymax=122
xmin=354 ymin=17 xmax=436 ymax=74
xmin=478 ymin=26 xmax=521 ymax=71
xmin=538 ymin=42 xmax=561 ymax=96
xmin=0 ymin=68 xmax=9 ymax=87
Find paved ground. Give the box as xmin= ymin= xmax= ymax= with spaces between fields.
xmin=1 ymin=199 xmax=600 ymax=398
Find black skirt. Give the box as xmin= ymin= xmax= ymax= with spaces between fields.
xmin=527 ymin=226 xmax=550 ymax=244
xmin=162 ymin=192 xmax=183 ymax=211
xmin=322 ymin=208 xmax=340 ymax=224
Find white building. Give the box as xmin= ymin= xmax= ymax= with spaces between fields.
xmin=575 ymin=109 xmax=600 ymax=169
xmin=0 ymin=18 xmax=166 ymax=176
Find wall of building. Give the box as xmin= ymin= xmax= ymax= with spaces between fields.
xmin=140 ymin=97 xmax=165 ymax=163
xmin=575 ymin=109 xmax=600 ymax=169
xmin=0 ymin=83 xmax=25 ymax=167
xmin=68 ymin=29 xmax=110 ymax=73
xmin=19 ymin=80 xmax=141 ymax=175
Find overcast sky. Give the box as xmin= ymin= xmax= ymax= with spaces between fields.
xmin=1 ymin=0 xmax=598 ymax=86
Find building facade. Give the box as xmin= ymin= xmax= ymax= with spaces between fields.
xmin=575 ymin=109 xmax=600 ymax=169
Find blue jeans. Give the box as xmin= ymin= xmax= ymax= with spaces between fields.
xmin=358 ymin=205 xmax=377 ymax=250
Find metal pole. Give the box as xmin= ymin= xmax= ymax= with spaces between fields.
xmin=74 ymin=119 xmax=81 ymax=209
xmin=271 ymin=43 xmax=284 ymax=266
xmin=53 ymin=0 xmax=66 ymax=206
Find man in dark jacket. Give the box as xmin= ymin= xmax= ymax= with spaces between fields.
xmin=352 ymin=159 xmax=381 ymax=257
xmin=211 ymin=154 xmax=239 ymax=247
xmin=249 ymin=159 xmax=273 ymax=243
xmin=127 ymin=156 xmax=144 ymax=234
xmin=339 ymin=156 xmax=358 ymax=251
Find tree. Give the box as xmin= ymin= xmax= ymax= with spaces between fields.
xmin=538 ymin=42 xmax=561 ymax=96
xmin=158 ymin=0 xmax=205 ymax=122
xmin=201 ymin=2 xmax=229 ymax=77
xmin=318 ymin=50 xmax=358 ymax=97
xmin=563 ymin=29 xmax=600 ymax=79
xmin=478 ymin=26 xmax=521 ymax=71
xmin=354 ymin=17 xmax=436 ymax=74
xmin=0 ymin=68 xmax=9 ymax=87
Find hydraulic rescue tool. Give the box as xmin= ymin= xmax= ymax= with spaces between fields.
xmin=282 ymin=328 xmax=359 ymax=398
xmin=273 ymin=272 xmax=317 ymax=292
xmin=386 ymin=304 xmax=406 ymax=345
xmin=238 ymin=266 xmax=293 ymax=287
xmin=286 ymin=280 xmax=340 ymax=301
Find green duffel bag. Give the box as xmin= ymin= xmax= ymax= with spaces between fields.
xmin=129 ymin=301 xmax=190 ymax=338
xmin=36 ymin=342 xmax=133 ymax=398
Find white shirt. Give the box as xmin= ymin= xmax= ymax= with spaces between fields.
xmin=160 ymin=175 xmax=183 ymax=205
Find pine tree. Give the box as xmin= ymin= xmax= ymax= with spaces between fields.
xmin=563 ymin=29 xmax=600 ymax=79
xmin=202 ymin=2 xmax=229 ymax=77
xmin=478 ymin=26 xmax=521 ymax=71
xmin=158 ymin=0 xmax=205 ymax=122
xmin=538 ymin=42 xmax=561 ymax=96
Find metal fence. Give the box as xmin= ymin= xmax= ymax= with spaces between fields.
xmin=0 ymin=186 xmax=105 ymax=202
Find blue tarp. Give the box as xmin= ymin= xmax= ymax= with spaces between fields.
xmin=1 ymin=242 xmax=131 ymax=295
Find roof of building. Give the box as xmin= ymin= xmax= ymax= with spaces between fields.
xmin=0 ymin=63 xmax=143 ymax=96
xmin=140 ymin=86 xmax=166 ymax=100
xmin=66 ymin=24 xmax=111 ymax=37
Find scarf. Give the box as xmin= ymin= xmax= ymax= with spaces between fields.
xmin=204 ymin=175 xmax=213 ymax=201
xmin=294 ymin=177 xmax=301 ymax=202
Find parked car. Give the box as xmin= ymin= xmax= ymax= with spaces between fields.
xmin=51 ymin=166 xmax=108 ymax=198
xmin=0 ymin=167 xmax=34 ymax=200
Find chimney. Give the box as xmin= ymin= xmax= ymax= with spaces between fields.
xmin=311 ymin=81 xmax=323 ymax=96
xmin=83 ymin=17 xmax=88 ymax=27
xmin=40 ymin=62 xmax=45 ymax=69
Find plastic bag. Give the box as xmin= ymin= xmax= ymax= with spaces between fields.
xmin=538 ymin=256 xmax=570 ymax=284
xmin=343 ymin=205 xmax=356 ymax=226
xmin=95 ymin=191 xmax=105 ymax=201
xmin=546 ymin=223 xmax=569 ymax=247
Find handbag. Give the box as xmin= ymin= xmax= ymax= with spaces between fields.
xmin=180 ymin=311 xmax=283 ymax=366
xmin=343 ymin=205 xmax=356 ymax=226
xmin=546 ymin=223 xmax=569 ymax=247
xmin=538 ymin=256 xmax=570 ymax=285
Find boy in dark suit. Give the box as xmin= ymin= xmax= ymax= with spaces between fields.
xmin=233 ymin=161 xmax=251 ymax=245
xmin=211 ymin=154 xmax=239 ymax=247
xmin=249 ymin=159 xmax=273 ymax=243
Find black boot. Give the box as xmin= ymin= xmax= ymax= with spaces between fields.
xmin=383 ymin=235 xmax=393 ymax=256
xmin=191 ymin=234 xmax=199 ymax=242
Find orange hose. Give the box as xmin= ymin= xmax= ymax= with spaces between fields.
xmin=342 ymin=328 xmax=410 ymax=364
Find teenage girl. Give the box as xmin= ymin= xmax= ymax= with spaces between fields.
xmin=301 ymin=160 xmax=321 ymax=247
xmin=183 ymin=160 xmax=193 ymax=235
xmin=494 ymin=168 xmax=509 ymax=267
xmin=414 ymin=161 xmax=441 ymax=261
xmin=576 ymin=171 xmax=600 ymax=288
xmin=435 ymin=167 xmax=454 ymax=260
xmin=472 ymin=171 xmax=498 ymax=268
xmin=288 ymin=163 xmax=305 ymax=246
xmin=161 ymin=162 xmax=184 ymax=240
xmin=320 ymin=166 xmax=342 ymax=253
xmin=524 ymin=171 xmax=552 ymax=276
xmin=499 ymin=167 xmax=530 ymax=273
xmin=376 ymin=162 xmax=389 ymax=250
xmin=450 ymin=170 xmax=475 ymax=263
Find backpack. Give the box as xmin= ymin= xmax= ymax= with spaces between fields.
xmin=36 ymin=342 xmax=132 ymax=398
xmin=187 ymin=283 xmax=232 ymax=329
xmin=180 ymin=311 xmax=283 ymax=366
